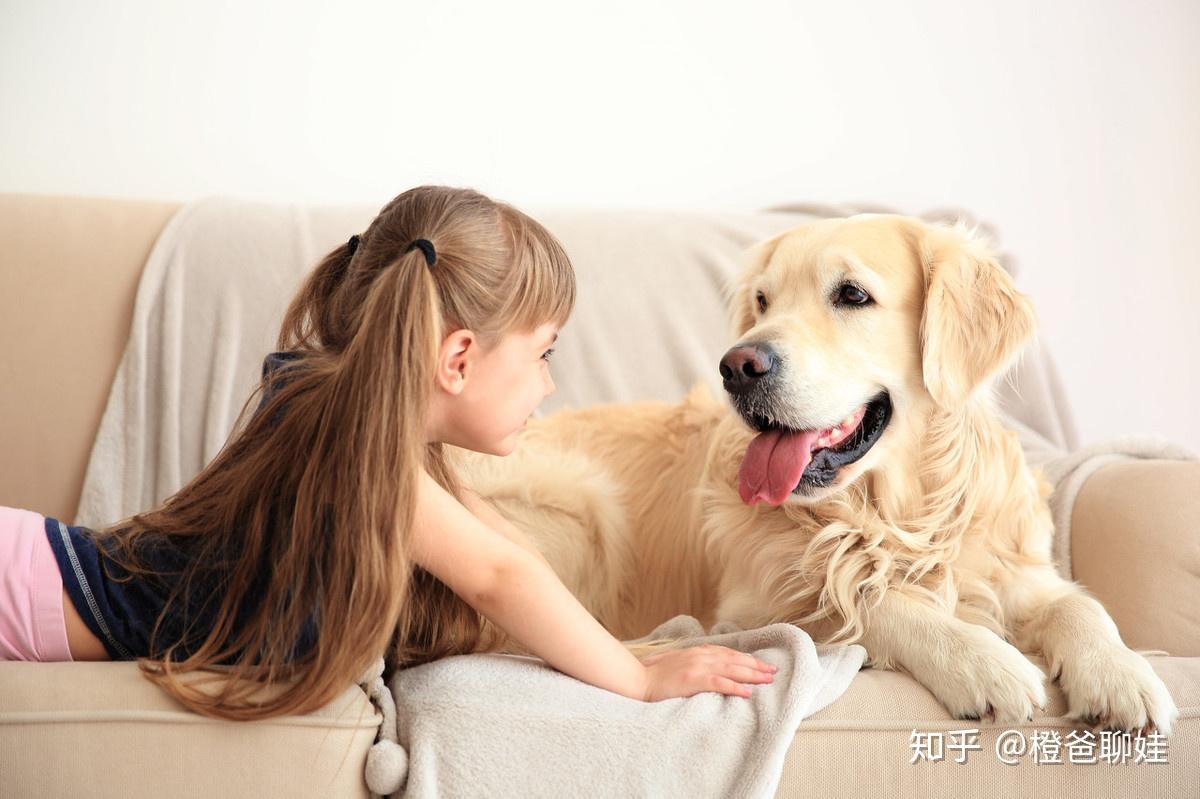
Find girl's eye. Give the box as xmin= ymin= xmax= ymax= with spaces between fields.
xmin=835 ymin=283 xmax=873 ymax=307
xmin=756 ymin=292 xmax=769 ymax=313
xmin=541 ymin=348 xmax=555 ymax=362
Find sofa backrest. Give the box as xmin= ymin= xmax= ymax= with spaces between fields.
xmin=0 ymin=194 xmax=180 ymax=520
xmin=0 ymin=194 xmax=1078 ymax=524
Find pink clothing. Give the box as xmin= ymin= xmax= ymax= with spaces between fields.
xmin=0 ymin=506 xmax=74 ymax=661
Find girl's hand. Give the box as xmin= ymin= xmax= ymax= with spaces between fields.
xmin=638 ymin=644 xmax=778 ymax=701
xmin=414 ymin=470 xmax=776 ymax=703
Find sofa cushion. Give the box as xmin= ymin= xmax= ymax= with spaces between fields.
xmin=0 ymin=661 xmax=380 ymax=798
xmin=779 ymin=654 xmax=1199 ymax=797
xmin=6 ymin=656 xmax=1194 ymax=797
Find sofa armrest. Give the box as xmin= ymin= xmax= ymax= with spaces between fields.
xmin=0 ymin=661 xmax=379 ymax=797
xmin=1070 ymin=459 xmax=1200 ymax=656
xmin=0 ymin=193 xmax=181 ymax=521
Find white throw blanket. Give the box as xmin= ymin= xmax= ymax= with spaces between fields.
xmin=359 ymin=615 xmax=867 ymax=799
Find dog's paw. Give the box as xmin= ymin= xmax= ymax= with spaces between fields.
xmin=1056 ymin=645 xmax=1178 ymax=737
xmin=924 ymin=624 xmax=1049 ymax=725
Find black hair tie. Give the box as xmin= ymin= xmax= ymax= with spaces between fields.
xmin=407 ymin=238 xmax=437 ymax=267
xmin=347 ymin=234 xmax=361 ymax=255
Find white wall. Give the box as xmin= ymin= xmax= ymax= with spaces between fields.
xmin=3 ymin=0 xmax=1198 ymax=451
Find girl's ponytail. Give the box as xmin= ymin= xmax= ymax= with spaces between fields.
xmin=277 ymin=236 xmax=359 ymax=352
xmin=271 ymin=242 xmax=443 ymax=701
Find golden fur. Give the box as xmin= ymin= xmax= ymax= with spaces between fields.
xmin=458 ymin=214 xmax=1178 ymax=735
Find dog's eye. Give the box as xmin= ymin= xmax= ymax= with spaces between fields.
xmin=835 ymin=283 xmax=872 ymax=307
xmin=756 ymin=292 xmax=769 ymax=313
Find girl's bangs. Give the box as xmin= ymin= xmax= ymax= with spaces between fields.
xmin=500 ymin=210 xmax=576 ymax=333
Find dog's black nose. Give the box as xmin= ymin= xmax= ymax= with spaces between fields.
xmin=719 ymin=343 xmax=778 ymax=395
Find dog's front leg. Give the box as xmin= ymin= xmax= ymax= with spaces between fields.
xmin=858 ymin=588 xmax=1048 ymax=723
xmin=1005 ymin=565 xmax=1179 ymax=736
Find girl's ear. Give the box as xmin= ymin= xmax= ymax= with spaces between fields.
xmin=918 ymin=222 xmax=1037 ymax=409
xmin=435 ymin=329 xmax=478 ymax=395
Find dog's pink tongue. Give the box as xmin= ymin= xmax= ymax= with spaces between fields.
xmin=738 ymin=428 xmax=821 ymax=506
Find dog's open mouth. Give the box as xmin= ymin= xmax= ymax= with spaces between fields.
xmin=737 ymin=391 xmax=893 ymax=505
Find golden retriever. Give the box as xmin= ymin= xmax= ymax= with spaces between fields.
xmin=458 ymin=214 xmax=1178 ymax=735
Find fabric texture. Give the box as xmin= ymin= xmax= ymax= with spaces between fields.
xmin=776 ymin=651 xmax=1199 ymax=798
xmin=0 ymin=659 xmax=381 ymax=799
xmin=0 ymin=194 xmax=181 ymax=523
xmin=1037 ymin=437 xmax=1197 ymax=580
xmin=0 ymin=506 xmax=72 ymax=662
xmin=44 ymin=516 xmax=138 ymax=660
xmin=364 ymin=614 xmax=867 ymax=799
xmin=1069 ymin=459 xmax=1200 ymax=657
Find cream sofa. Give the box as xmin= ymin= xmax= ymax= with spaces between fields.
xmin=1 ymin=193 xmax=1197 ymax=797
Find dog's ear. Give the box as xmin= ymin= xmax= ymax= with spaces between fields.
xmin=729 ymin=232 xmax=785 ymax=339
xmin=919 ymin=221 xmax=1037 ymax=409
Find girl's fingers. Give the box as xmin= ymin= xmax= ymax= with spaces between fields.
xmin=721 ymin=663 xmax=776 ymax=684
xmin=706 ymin=647 xmax=777 ymax=674
xmin=739 ymin=653 xmax=777 ymax=673
xmin=652 ymin=645 xmax=777 ymax=676
xmin=708 ymin=675 xmax=755 ymax=699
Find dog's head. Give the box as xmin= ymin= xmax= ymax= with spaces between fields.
xmin=722 ymin=214 xmax=1036 ymax=506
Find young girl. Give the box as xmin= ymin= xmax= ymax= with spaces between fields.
xmin=0 ymin=185 xmax=776 ymax=720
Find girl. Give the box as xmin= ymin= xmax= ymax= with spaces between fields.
xmin=0 ymin=186 xmax=776 ymax=720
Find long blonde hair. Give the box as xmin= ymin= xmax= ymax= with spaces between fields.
xmin=98 ymin=186 xmax=576 ymax=720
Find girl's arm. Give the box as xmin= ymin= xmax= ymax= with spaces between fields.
xmin=409 ymin=469 xmax=776 ymax=702
xmin=458 ymin=485 xmax=554 ymax=570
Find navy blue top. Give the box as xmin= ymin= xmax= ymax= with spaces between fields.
xmin=45 ymin=351 xmax=317 ymax=662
